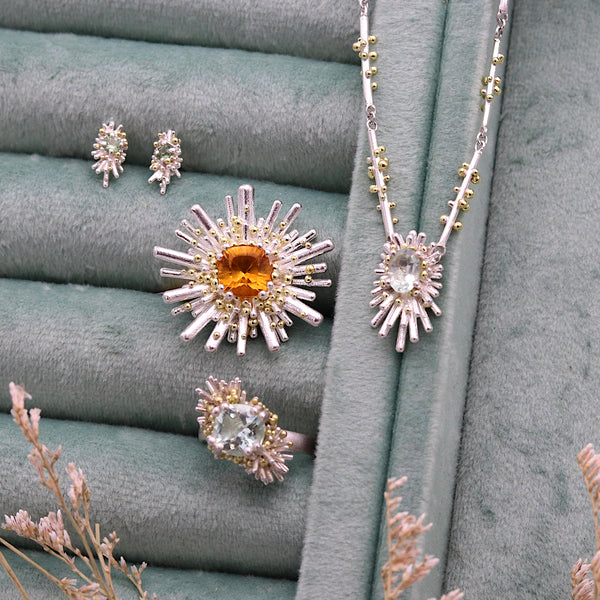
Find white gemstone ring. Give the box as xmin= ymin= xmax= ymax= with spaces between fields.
xmin=196 ymin=377 xmax=314 ymax=485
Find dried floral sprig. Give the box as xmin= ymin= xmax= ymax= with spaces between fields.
xmin=0 ymin=382 xmax=157 ymax=600
xmin=571 ymin=444 xmax=600 ymax=600
xmin=382 ymin=477 xmax=463 ymax=600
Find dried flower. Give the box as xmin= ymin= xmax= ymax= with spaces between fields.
xmin=0 ymin=382 xmax=157 ymax=600
xmin=382 ymin=477 xmax=463 ymax=600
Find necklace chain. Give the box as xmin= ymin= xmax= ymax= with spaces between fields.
xmin=355 ymin=0 xmax=509 ymax=252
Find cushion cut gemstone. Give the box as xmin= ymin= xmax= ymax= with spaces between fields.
xmin=213 ymin=405 xmax=266 ymax=456
xmin=216 ymin=245 xmax=273 ymax=298
xmin=105 ymin=135 xmax=121 ymax=154
xmin=389 ymin=248 xmax=421 ymax=293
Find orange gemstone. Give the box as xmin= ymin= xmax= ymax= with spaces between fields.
xmin=216 ymin=245 xmax=273 ymax=298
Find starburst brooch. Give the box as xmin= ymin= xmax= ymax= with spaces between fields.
xmin=91 ymin=122 xmax=128 ymax=187
xmin=154 ymin=184 xmax=333 ymax=354
xmin=197 ymin=377 xmax=307 ymax=484
xmin=370 ymin=231 xmax=443 ymax=352
xmin=148 ymin=130 xmax=182 ymax=194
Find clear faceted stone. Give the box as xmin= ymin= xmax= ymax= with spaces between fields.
xmin=105 ymin=135 xmax=121 ymax=154
xmin=389 ymin=248 xmax=421 ymax=293
xmin=213 ymin=404 xmax=266 ymax=456
xmin=155 ymin=144 xmax=171 ymax=161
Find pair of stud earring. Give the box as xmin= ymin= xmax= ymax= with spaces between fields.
xmin=91 ymin=122 xmax=182 ymax=194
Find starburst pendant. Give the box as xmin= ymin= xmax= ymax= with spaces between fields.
xmin=196 ymin=377 xmax=293 ymax=484
xmin=154 ymin=184 xmax=333 ymax=354
xmin=370 ymin=230 xmax=443 ymax=352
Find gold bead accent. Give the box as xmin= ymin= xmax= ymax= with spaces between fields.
xmin=352 ymin=42 xmax=361 ymax=52
xmin=421 ymin=270 xmax=428 ymax=278
xmin=371 ymin=82 xmax=378 ymax=91
xmin=368 ymin=35 xmax=377 ymax=44
xmin=366 ymin=156 xmax=372 ymax=164
xmin=365 ymin=70 xmax=372 ymax=78
xmin=482 ymin=75 xmax=490 ymax=85
xmin=359 ymin=37 xmax=367 ymax=47
xmin=359 ymin=51 xmax=368 ymax=60
xmin=389 ymin=201 xmax=397 ymax=209
xmin=459 ymin=199 xmax=470 ymax=212
xmin=458 ymin=167 xmax=467 ymax=177
xmin=153 ymin=141 xmax=159 ymax=147
xmin=486 ymin=94 xmax=494 ymax=102
xmin=440 ymin=215 xmax=448 ymax=224
xmin=380 ymin=185 xmax=388 ymax=193
xmin=494 ymin=85 xmax=502 ymax=95
xmin=453 ymin=221 xmax=463 ymax=231
xmin=495 ymin=76 xmax=502 ymax=85
xmin=453 ymin=186 xmax=460 ymax=193
xmin=392 ymin=217 xmax=398 ymax=224
xmin=375 ymin=145 xmax=386 ymax=155
xmin=378 ymin=157 xmax=389 ymax=170
xmin=492 ymin=53 xmax=505 ymax=65
xmin=480 ymin=88 xmax=487 ymax=98
xmin=369 ymin=184 xmax=379 ymax=193
xmin=465 ymin=188 xmax=474 ymax=199
xmin=368 ymin=166 xmax=375 ymax=179
xmin=383 ymin=174 xmax=391 ymax=183
xmin=471 ymin=170 xmax=480 ymax=184
xmin=370 ymin=66 xmax=378 ymax=76
xmin=368 ymin=51 xmax=378 ymax=60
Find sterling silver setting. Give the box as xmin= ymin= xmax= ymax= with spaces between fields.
xmin=196 ymin=377 xmax=312 ymax=484
xmin=91 ymin=122 xmax=128 ymax=187
xmin=148 ymin=130 xmax=182 ymax=194
xmin=370 ymin=231 xmax=443 ymax=352
xmin=154 ymin=184 xmax=333 ymax=354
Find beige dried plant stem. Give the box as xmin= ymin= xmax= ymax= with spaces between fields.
xmin=0 ymin=548 xmax=30 ymax=600
xmin=382 ymin=477 xmax=463 ymax=600
xmin=1 ymin=382 xmax=156 ymax=600
xmin=572 ymin=444 xmax=600 ymax=600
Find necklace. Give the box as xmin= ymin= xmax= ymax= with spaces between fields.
xmin=356 ymin=0 xmax=509 ymax=352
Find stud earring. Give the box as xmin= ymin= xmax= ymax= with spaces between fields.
xmin=91 ymin=122 xmax=128 ymax=187
xmin=148 ymin=130 xmax=182 ymax=194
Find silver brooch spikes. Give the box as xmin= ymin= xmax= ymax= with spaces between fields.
xmin=154 ymin=184 xmax=334 ymax=354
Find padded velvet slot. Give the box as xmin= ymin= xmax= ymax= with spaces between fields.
xmin=0 ymin=0 xmax=358 ymax=64
xmin=297 ymin=1 xmax=507 ymax=599
xmin=0 ymin=279 xmax=329 ymax=437
xmin=0 ymin=414 xmax=312 ymax=578
xmin=0 ymin=154 xmax=345 ymax=314
xmin=445 ymin=2 xmax=600 ymax=598
xmin=0 ymin=28 xmax=359 ymax=193
xmin=0 ymin=549 xmax=296 ymax=600
xmin=370 ymin=2 xmax=509 ymax=599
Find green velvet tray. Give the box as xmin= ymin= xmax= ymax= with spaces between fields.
xmin=12 ymin=0 xmax=593 ymax=599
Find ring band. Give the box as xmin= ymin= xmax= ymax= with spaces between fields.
xmin=196 ymin=377 xmax=314 ymax=484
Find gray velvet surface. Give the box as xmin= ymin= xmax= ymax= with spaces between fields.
xmin=0 ymin=550 xmax=296 ymax=600
xmin=445 ymin=1 xmax=600 ymax=599
xmin=0 ymin=154 xmax=345 ymax=313
xmin=0 ymin=413 xmax=312 ymax=578
xmin=0 ymin=28 xmax=359 ymax=192
xmin=0 ymin=0 xmax=358 ymax=63
xmin=0 ymin=279 xmax=329 ymax=437
xmin=297 ymin=1 xmax=506 ymax=599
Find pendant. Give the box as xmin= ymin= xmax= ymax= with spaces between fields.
xmin=370 ymin=231 xmax=443 ymax=352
